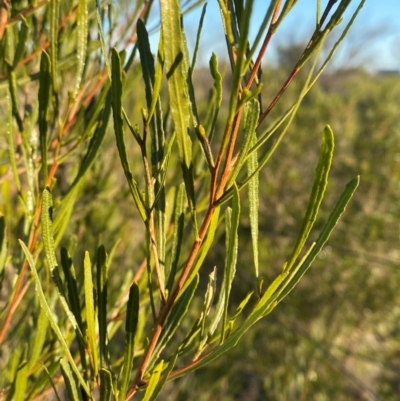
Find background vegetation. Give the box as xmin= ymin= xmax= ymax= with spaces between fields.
xmin=0 ymin=0 xmax=398 ymax=400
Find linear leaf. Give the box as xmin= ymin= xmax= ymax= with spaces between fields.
xmin=137 ymin=17 xmax=166 ymax=286
xmin=153 ymin=275 xmax=199 ymax=363
xmin=75 ymin=0 xmax=88 ymax=97
xmin=59 ymin=248 xmax=88 ymax=379
xmin=49 ymin=0 xmax=59 ymax=92
xmin=199 ymin=267 xmax=217 ymax=344
xmin=142 ymin=360 xmax=164 ymax=401
xmin=171 ymin=177 xmax=358 ymax=380
xmin=42 ymin=189 xmax=82 ymax=335
xmin=99 ymin=368 xmax=113 ymax=401
xmin=6 ymin=57 xmax=24 ymax=132
xmin=6 ymin=89 xmax=22 ymax=192
xmin=148 ymin=33 xmax=164 ymax=123
xmin=13 ymin=16 xmax=29 ymax=68
xmin=96 ymin=245 xmax=109 ymax=368
xmin=60 ymin=247 xmax=85 ymax=334
xmin=14 ymin=360 xmax=28 ymax=401
xmin=95 ymin=0 xmax=111 ymax=78
xmin=19 ymin=240 xmax=90 ymax=395
xmin=226 ymin=99 xmax=259 ymax=188
xmin=221 ymin=184 xmax=240 ymax=342
xmin=160 ymin=0 xmax=193 ymax=169
xmin=190 ymin=3 xmax=207 ymax=73
xmin=180 ymin=207 xmax=221 ymax=296
xmin=166 ymin=183 xmax=186 ymax=294
xmin=247 ymin=119 xmax=259 ymax=280
xmin=54 ymin=87 xmax=111 ymax=236
xmin=42 ymin=363 xmax=63 ymax=401
xmin=41 ymin=188 xmax=58 ymax=271
xmin=0 ymin=216 xmax=7 ymax=287
xmin=224 ymin=0 xmax=253 ymax=127
xmin=274 ymin=177 xmax=360 ymax=304
xmin=208 ymin=52 xmax=222 ymax=140
xmin=151 ymin=353 xmax=179 ymax=401
xmin=38 ymin=51 xmax=51 ymax=182
xmin=84 ymin=251 xmax=99 ymax=377
xmin=119 ymin=283 xmax=139 ymax=401
xmin=284 ymin=125 xmax=334 ymax=273
xmin=27 ymin=304 xmax=49 ymax=371
xmin=111 ymin=48 xmax=147 ymax=222
xmin=60 ymin=358 xmax=81 ymax=401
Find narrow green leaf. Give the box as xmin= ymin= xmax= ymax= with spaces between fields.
xmin=137 ymin=18 xmax=157 ymax=115
xmin=142 ymin=361 xmax=164 ymax=401
xmin=160 ymin=0 xmax=193 ymax=169
xmin=38 ymin=51 xmax=51 ymax=183
xmin=5 ymin=58 xmax=24 ymax=132
xmin=28 ymin=305 xmax=49 ymax=371
xmin=42 ymin=364 xmax=63 ymax=401
xmin=96 ymin=245 xmax=109 ymax=368
xmin=284 ymin=126 xmax=334 ymax=273
xmin=5 ymin=89 xmax=22 ymax=192
xmin=153 ymin=275 xmax=199 ymax=362
xmin=19 ymin=240 xmax=90 ymax=395
xmin=0 ymin=216 xmax=7 ymax=286
xmin=200 ymin=267 xmax=217 ymax=341
xmin=95 ymin=0 xmax=111 ymax=78
xmin=224 ymin=0 xmax=253 ymax=127
xmin=49 ymin=0 xmax=59 ymax=92
xmin=42 ymin=189 xmax=82 ymax=335
xmin=61 ymin=248 xmax=88 ymax=378
xmin=226 ymin=99 xmax=259 ymax=188
xmin=166 ymin=183 xmax=186 ymax=294
xmin=100 ymin=368 xmax=113 ymax=401
xmin=84 ymin=251 xmax=99 ymax=377
xmin=119 ymin=283 xmax=139 ymax=401
xmin=111 ymin=48 xmax=147 ymax=222
xmin=150 ymin=353 xmax=179 ymax=401
xmin=60 ymin=358 xmax=81 ymax=401
xmin=247 ymin=120 xmax=259 ymax=280
xmin=137 ymin=18 xmax=166 ymax=287
xmin=41 ymin=188 xmax=58 ymax=271
xmin=190 ymin=3 xmax=207 ymax=73
xmin=14 ymin=360 xmax=28 ymax=401
xmin=148 ymin=34 xmax=164 ymax=123
xmin=208 ymin=52 xmax=222 ymax=140
xmin=60 ymin=248 xmax=85 ymax=333
xmin=195 ymin=124 xmax=214 ymax=170
xmin=275 ymin=177 xmax=360 ymax=304
xmin=221 ymin=184 xmax=240 ymax=342
xmin=54 ymin=87 xmax=112 ymax=237
xmin=180 ymin=207 xmax=221 ymax=296
xmin=229 ymin=291 xmax=253 ymax=325
xmin=75 ymin=0 xmax=88 ymax=97
xmin=13 ymin=16 xmax=29 ymax=68
xmin=160 ymin=0 xmax=198 ymax=236
xmin=272 ymin=0 xmax=298 ymax=31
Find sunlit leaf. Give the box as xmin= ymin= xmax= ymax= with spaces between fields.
xmin=84 ymin=251 xmax=99 ymax=376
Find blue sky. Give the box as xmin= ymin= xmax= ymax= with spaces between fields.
xmin=151 ymin=0 xmax=400 ymax=72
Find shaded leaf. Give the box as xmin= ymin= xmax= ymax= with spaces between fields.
xmin=38 ymin=51 xmax=51 ymax=182
xmin=60 ymin=358 xmax=82 ymax=401
xmin=119 ymin=283 xmax=139 ymax=401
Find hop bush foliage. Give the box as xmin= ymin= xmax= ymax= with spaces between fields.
xmin=2 ymin=0 xmax=396 ymax=400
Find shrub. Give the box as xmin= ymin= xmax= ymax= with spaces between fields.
xmin=0 ymin=0 xmax=365 ymax=399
